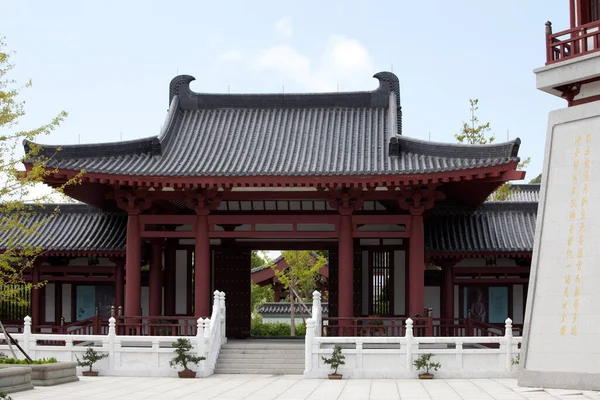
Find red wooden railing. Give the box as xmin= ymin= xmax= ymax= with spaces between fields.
xmin=546 ymin=20 xmax=600 ymax=64
xmin=322 ymin=317 xmax=521 ymax=337
xmin=112 ymin=316 xmax=198 ymax=336
xmin=3 ymin=316 xmax=201 ymax=338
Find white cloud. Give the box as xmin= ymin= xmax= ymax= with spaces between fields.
xmin=253 ymin=35 xmax=375 ymax=92
xmin=216 ymin=49 xmax=245 ymax=64
xmin=254 ymin=45 xmax=311 ymax=85
xmin=215 ymin=35 xmax=376 ymax=93
xmin=275 ymin=17 xmax=293 ymax=38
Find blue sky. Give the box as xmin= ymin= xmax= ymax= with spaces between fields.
xmin=1 ymin=0 xmax=568 ymax=184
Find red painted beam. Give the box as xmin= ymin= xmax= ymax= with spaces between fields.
xmin=140 ymin=231 xmax=195 ymax=238
xmin=41 ymin=162 xmax=523 ymax=190
xmin=139 ymin=215 xmax=196 ymax=225
xmin=352 ymin=215 xmax=411 ymax=225
xmin=208 ymin=215 xmax=340 ymax=225
xmin=352 ymin=231 xmax=410 ymax=238
xmin=209 ymin=231 xmax=339 ymax=239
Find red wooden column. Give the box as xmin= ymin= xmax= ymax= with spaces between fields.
xmin=194 ymin=212 xmax=210 ymax=318
xmin=442 ymin=263 xmax=454 ymax=320
xmin=338 ymin=212 xmax=354 ymax=321
xmin=408 ymin=210 xmax=425 ymax=316
xmin=125 ymin=213 xmax=141 ymax=317
xmin=31 ymin=262 xmax=41 ymax=329
xmin=54 ymin=282 xmax=62 ymax=324
xmin=163 ymin=239 xmax=176 ymax=316
xmin=115 ymin=260 xmax=125 ymax=313
xmin=149 ymin=240 xmax=163 ymax=316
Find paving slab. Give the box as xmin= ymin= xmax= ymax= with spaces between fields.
xmin=7 ymin=375 xmax=600 ymax=400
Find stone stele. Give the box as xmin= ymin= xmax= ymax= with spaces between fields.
xmin=519 ymin=102 xmax=600 ymax=391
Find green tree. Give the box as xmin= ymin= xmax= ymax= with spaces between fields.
xmin=455 ymin=99 xmax=495 ymax=145
xmin=0 ymin=38 xmax=82 ymax=307
xmin=251 ymin=283 xmax=274 ymax=326
xmin=456 ymin=99 xmax=529 ymax=201
xmin=251 ymin=250 xmax=266 ymax=270
xmin=529 ymin=174 xmax=542 ymax=184
xmin=271 ymin=250 xmax=326 ymax=335
xmin=250 ymin=251 xmax=274 ymax=326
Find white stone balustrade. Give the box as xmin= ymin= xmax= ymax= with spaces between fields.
xmin=304 ymin=308 xmax=521 ymax=379
xmin=0 ymin=291 xmax=227 ymax=378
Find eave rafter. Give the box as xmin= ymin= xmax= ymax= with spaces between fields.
xmin=39 ymin=161 xmax=524 ymax=191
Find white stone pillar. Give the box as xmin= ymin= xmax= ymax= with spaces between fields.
xmin=405 ymin=318 xmax=413 ymax=371
xmin=312 ymin=291 xmax=322 ymax=337
xmin=304 ymin=318 xmax=315 ymax=376
xmin=504 ymin=318 xmax=513 ymax=372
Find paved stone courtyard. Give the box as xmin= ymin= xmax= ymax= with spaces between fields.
xmin=7 ymin=375 xmax=600 ymax=400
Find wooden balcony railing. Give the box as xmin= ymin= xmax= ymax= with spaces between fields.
xmin=8 ymin=316 xmax=201 ymax=337
xmin=546 ymin=20 xmax=600 ymax=64
xmin=322 ymin=317 xmax=522 ymax=337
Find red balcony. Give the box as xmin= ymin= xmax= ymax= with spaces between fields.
xmin=546 ymin=20 xmax=600 ymax=64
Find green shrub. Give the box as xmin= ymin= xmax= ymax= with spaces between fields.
xmin=169 ymin=338 xmax=204 ymax=372
xmin=251 ymin=322 xmax=307 ymax=337
xmin=75 ymin=348 xmax=107 ymax=372
xmin=322 ymin=345 xmax=345 ymax=375
xmin=0 ymin=357 xmax=57 ymax=365
xmin=296 ymin=322 xmax=306 ymax=336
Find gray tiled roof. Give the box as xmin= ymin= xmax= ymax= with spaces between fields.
xmin=27 ymin=72 xmax=521 ymax=178
xmin=0 ymin=204 xmax=126 ymax=253
xmin=425 ymin=203 xmax=538 ymax=253
xmin=258 ymin=302 xmax=329 ymax=317
xmin=251 ymin=255 xmax=284 ymax=274
xmin=487 ymin=184 xmax=540 ymax=203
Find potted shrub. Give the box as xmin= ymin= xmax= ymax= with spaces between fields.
xmin=413 ymin=353 xmax=441 ymax=379
xmin=169 ymin=338 xmax=205 ymax=378
xmin=75 ymin=348 xmax=108 ymax=377
xmin=321 ymin=345 xmax=345 ymax=379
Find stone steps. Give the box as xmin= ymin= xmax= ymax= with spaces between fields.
xmin=215 ymin=340 xmax=305 ymax=375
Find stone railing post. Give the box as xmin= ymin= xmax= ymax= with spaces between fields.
xmin=405 ymin=318 xmax=413 ymax=371
xmin=304 ymin=318 xmax=315 ymax=376
xmin=211 ymin=291 xmax=220 ymax=322
xmin=197 ymin=318 xmax=205 ymax=356
xmin=219 ymin=291 xmax=226 ymax=341
xmin=311 ymin=291 xmax=322 ymax=337
xmin=108 ymin=317 xmax=116 ymax=369
xmin=196 ymin=317 xmax=206 ymax=376
xmin=504 ymin=318 xmax=513 ymax=371
xmin=456 ymin=339 xmax=464 ymax=371
xmin=23 ymin=316 xmax=32 ymax=355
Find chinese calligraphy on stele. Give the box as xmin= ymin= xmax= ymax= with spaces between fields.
xmin=561 ymin=134 xmax=591 ymax=337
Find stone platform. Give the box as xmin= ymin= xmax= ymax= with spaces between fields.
xmin=7 ymin=375 xmax=600 ymax=399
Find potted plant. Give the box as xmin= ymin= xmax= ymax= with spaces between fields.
xmin=169 ymin=338 xmax=205 ymax=378
xmin=413 ymin=353 xmax=441 ymax=379
xmin=75 ymin=347 xmax=108 ymax=376
xmin=321 ymin=345 xmax=345 ymax=379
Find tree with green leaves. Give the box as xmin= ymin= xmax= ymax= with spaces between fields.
xmin=0 ymin=38 xmax=82 ymax=309
xmin=455 ymin=99 xmax=530 ymax=201
xmin=270 ymin=250 xmax=326 ymax=336
xmin=529 ymin=174 xmax=542 ymax=184
xmin=250 ymin=251 xmax=274 ymax=326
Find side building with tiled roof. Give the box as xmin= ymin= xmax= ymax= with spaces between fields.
xmin=2 ymin=71 xmax=533 ymax=337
